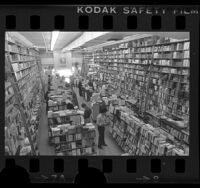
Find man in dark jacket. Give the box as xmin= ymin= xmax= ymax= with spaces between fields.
xmin=78 ymin=80 xmax=82 ymax=96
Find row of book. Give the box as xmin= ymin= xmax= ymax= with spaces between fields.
xmin=52 ymin=133 xmax=82 ymax=143
xmin=153 ymin=51 xmax=189 ymax=59
xmin=105 ymin=37 xmax=189 ymax=50
xmin=153 ymin=59 xmax=190 ymax=67
xmin=101 ymin=58 xmax=189 ymax=69
xmin=14 ymin=65 xmax=37 ymax=80
xmin=49 ymin=105 xmax=68 ymax=112
xmin=7 ymin=53 xmax=36 ymax=62
xmin=99 ymin=42 xmax=189 ymax=57
xmin=12 ymin=61 xmax=36 ymax=72
xmin=101 ymin=50 xmax=190 ymax=59
xmin=106 ymin=65 xmax=189 ymax=76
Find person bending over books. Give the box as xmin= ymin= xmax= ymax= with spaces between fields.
xmin=66 ymin=102 xmax=74 ymax=110
xmin=96 ymin=107 xmax=109 ymax=149
xmin=81 ymin=103 xmax=92 ymax=124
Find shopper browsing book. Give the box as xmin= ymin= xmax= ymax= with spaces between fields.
xmin=96 ymin=107 xmax=109 ymax=149
xmin=81 ymin=103 xmax=92 ymax=124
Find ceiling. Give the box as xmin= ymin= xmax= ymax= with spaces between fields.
xmin=19 ymin=32 xmax=52 ymax=50
xmin=19 ymin=31 xmax=189 ymax=52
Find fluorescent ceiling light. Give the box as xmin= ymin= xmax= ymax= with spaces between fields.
xmin=51 ymin=31 xmax=60 ymax=51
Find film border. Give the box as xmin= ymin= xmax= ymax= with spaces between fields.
xmin=0 ymin=4 xmax=199 ymax=183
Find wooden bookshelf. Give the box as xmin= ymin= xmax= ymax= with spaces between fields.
xmin=93 ymin=36 xmax=189 ymax=156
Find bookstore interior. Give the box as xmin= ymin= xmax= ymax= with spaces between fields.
xmin=5 ymin=32 xmax=190 ymax=156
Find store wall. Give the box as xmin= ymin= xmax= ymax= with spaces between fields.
xmin=52 ymin=50 xmax=72 ymax=78
xmin=64 ymin=51 xmax=72 ymax=70
xmin=53 ymin=50 xmax=83 ymax=75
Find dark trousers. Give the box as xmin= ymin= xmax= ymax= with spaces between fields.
xmin=79 ymin=88 xmax=82 ymax=96
xmin=98 ymin=126 xmax=106 ymax=147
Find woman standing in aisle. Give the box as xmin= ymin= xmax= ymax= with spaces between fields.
xmin=96 ymin=107 xmax=109 ymax=149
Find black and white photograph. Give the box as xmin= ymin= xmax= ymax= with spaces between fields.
xmin=5 ymin=31 xmax=190 ymax=156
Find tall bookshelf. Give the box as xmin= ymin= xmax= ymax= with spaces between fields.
xmin=94 ymin=36 xmax=190 ymax=123
xmin=5 ymin=33 xmax=44 ymax=155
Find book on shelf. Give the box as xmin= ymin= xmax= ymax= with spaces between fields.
xmin=71 ymin=142 xmax=76 ymax=149
xmin=76 ymin=149 xmax=81 ymax=155
xmin=183 ymin=42 xmax=189 ymax=50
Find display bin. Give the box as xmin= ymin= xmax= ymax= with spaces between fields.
xmin=68 ymin=127 xmax=76 ymax=134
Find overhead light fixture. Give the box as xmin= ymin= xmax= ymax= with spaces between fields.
xmin=51 ymin=31 xmax=60 ymax=51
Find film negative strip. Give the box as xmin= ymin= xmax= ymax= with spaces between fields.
xmin=0 ymin=4 xmax=199 ymax=184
